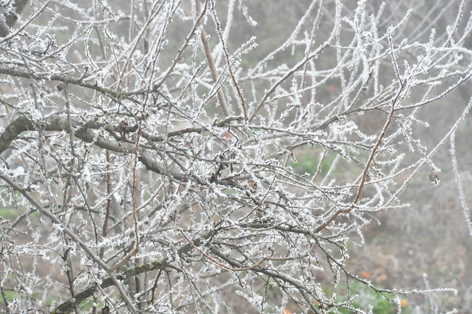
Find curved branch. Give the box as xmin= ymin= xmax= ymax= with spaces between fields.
xmin=0 ymin=115 xmax=207 ymax=185
xmin=0 ymin=175 xmax=137 ymax=314
xmin=53 ymin=228 xmax=217 ymax=313
xmin=51 ymin=260 xmax=168 ymax=314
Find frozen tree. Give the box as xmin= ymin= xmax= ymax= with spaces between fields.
xmin=0 ymin=0 xmax=471 ymax=313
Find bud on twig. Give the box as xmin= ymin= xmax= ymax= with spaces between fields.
xmin=56 ymin=82 xmax=65 ymax=91
xmin=429 ymin=171 xmax=440 ymax=186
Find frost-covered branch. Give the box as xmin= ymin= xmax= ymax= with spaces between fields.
xmin=0 ymin=1 xmax=470 ymax=313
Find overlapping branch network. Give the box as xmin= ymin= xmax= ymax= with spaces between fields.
xmin=0 ymin=0 xmax=470 ymax=313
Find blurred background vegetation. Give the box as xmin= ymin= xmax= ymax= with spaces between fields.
xmin=2 ymin=0 xmax=472 ymax=312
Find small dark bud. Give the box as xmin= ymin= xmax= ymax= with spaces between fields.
xmin=248 ymin=179 xmax=257 ymax=192
xmin=101 ymin=305 xmax=110 ymax=314
xmin=56 ymin=82 xmax=65 ymax=91
xmin=429 ymin=171 xmax=440 ymax=186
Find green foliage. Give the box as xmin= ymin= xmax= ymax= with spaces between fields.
xmin=0 ymin=208 xmax=18 ymax=219
xmin=0 ymin=291 xmax=59 ymax=308
xmin=224 ymin=189 xmax=236 ymax=195
xmin=289 ymin=148 xmax=337 ymax=176
xmin=0 ymin=290 xmax=17 ymax=303
xmin=334 ymin=282 xmax=410 ymax=314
